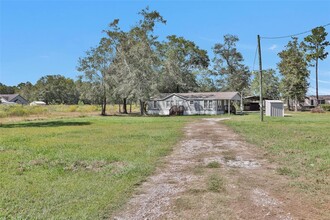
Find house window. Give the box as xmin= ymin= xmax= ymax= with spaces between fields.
xmin=190 ymin=101 xmax=194 ymax=105
xmin=153 ymin=101 xmax=157 ymax=108
xmin=209 ymin=100 xmax=213 ymax=108
xmin=319 ymin=100 xmax=325 ymax=104
xmin=311 ymin=99 xmax=314 ymax=106
xmin=204 ymin=100 xmax=208 ymax=108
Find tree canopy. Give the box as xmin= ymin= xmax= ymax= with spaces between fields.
xmin=278 ymin=37 xmax=309 ymax=111
xmin=304 ymin=26 xmax=329 ymax=104
xmin=212 ymin=34 xmax=251 ymax=92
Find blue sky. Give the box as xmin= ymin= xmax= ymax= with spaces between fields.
xmin=1 ymin=0 xmax=329 ymax=95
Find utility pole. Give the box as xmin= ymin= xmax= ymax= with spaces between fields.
xmin=257 ymin=35 xmax=263 ymax=122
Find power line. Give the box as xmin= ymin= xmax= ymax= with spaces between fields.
xmin=261 ymin=22 xmax=330 ymax=39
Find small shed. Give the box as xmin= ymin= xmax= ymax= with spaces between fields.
xmin=265 ymin=100 xmax=284 ymax=117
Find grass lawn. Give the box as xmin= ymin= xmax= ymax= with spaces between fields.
xmin=224 ymin=112 xmax=330 ymax=196
xmin=0 ymin=116 xmax=190 ymax=219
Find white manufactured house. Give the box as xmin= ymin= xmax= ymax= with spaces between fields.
xmin=147 ymin=92 xmax=241 ymax=115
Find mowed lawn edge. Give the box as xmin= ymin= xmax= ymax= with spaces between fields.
xmin=0 ymin=116 xmax=190 ymax=219
xmin=224 ymin=112 xmax=330 ymax=202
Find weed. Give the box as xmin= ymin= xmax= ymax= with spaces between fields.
xmin=206 ymin=161 xmax=221 ymax=168
xmin=207 ymin=174 xmax=225 ymax=192
xmin=223 ymin=151 xmax=236 ymax=161
xmin=276 ymin=167 xmax=299 ymax=177
xmin=174 ymin=197 xmax=193 ymax=210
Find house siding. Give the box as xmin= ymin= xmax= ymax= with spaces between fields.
xmin=148 ymin=94 xmax=231 ymax=115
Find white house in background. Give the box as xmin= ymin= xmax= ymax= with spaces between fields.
xmin=147 ymin=92 xmax=241 ymax=115
xmin=0 ymin=94 xmax=28 ymax=105
xmin=30 ymin=101 xmax=46 ymax=106
xmin=304 ymin=95 xmax=330 ymax=107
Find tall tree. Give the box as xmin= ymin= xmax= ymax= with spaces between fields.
xmin=0 ymin=83 xmax=16 ymax=94
xmin=158 ymin=35 xmax=209 ymax=93
xmin=34 ymin=75 xmax=79 ymax=104
xmin=278 ymin=37 xmax=309 ymax=111
xmin=105 ymin=7 xmax=166 ymax=115
xmin=212 ymin=34 xmax=251 ymax=92
xmin=304 ymin=26 xmax=329 ymax=105
xmin=77 ymin=37 xmax=115 ymax=115
xmin=250 ymin=69 xmax=280 ymax=100
xmin=16 ymin=82 xmax=35 ymax=102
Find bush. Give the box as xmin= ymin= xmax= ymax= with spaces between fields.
xmin=207 ymin=174 xmax=225 ymax=192
xmin=206 ymin=161 xmax=221 ymax=168
xmin=311 ymin=107 xmax=325 ymax=113
xmin=68 ymin=105 xmax=78 ymax=112
xmin=320 ymin=104 xmax=330 ymax=111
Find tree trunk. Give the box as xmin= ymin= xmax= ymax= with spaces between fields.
xmin=101 ymin=96 xmax=106 ymax=116
xmin=119 ymin=103 xmax=121 ymax=113
xmin=123 ymin=98 xmax=128 ymax=114
xmin=315 ymin=56 xmax=319 ymax=106
xmin=139 ymin=100 xmax=145 ymax=115
xmin=130 ymin=102 xmax=132 ymax=113
xmin=294 ymin=95 xmax=298 ymax=112
xmin=287 ymin=98 xmax=290 ymax=111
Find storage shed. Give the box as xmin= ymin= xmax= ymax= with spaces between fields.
xmin=265 ymin=100 xmax=284 ymax=117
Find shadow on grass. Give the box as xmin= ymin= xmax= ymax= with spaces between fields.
xmin=0 ymin=121 xmax=92 ymax=128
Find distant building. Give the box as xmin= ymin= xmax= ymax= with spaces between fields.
xmin=0 ymin=94 xmax=29 ymax=105
xmin=304 ymin=95 xmax=330 ymax=106
xmin=147 ymin=92 xmax=241 ymax=115
xmin=30 ymin=101 xmax=46 ymax=106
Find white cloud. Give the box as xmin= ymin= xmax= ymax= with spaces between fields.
xmin=310 ymin=78 xmax=330 ymax=84
xmin=319 ymin=79 xmax=330 ymax=84
xmin=268 ymin=44 xmax=277 ymax=51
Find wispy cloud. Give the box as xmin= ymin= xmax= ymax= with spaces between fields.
xmin=310 ymin=78 xmax=330 ymax=84
xmin=268 ymin=44 xmax=277 ymax=51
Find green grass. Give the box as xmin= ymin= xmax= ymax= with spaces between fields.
xmin=224 ymin=112 xmax=330 ymax=194
xmin=0 ymin=116 xmax=189 ymax=219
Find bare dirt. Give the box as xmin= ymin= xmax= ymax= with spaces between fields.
xmin=112 ymin=118 xmax=329 ymax=220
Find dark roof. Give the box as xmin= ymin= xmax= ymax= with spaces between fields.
xmin=0 ymin=94 xmax=20 ymax=102
xmin=151 ymin=92 xmax=240 ymax=101
xmin=244 ymin=95 xmax=269 ymax=101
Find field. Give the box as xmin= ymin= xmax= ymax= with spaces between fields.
xmin=0 ymin=116 xmax=189 ymax=219
xmin=0 ymin=104 xmax=140 ymax=121
xmin=1 ymin=111 xmax=329 ymax=218
xmin=224 ymin=112 xmax=330 ymax=197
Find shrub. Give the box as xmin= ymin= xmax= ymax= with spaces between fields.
xmin=68 ymin=105 xmax=78 ymax=112
xmin=206 ymin=161 xmax=221 ymax=168
xmin=311 ymin=107 xmax=325 ymax=113
xmin=320 ymin=104 xmax=330 ymax=111
xmin=7 ymin=106 xmax=29 ymax=117
xmin=207 ymin=174 xmax=225 ymax=192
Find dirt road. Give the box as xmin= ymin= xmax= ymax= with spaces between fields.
xmin=112 ymin=118 xmax=327 ymax=220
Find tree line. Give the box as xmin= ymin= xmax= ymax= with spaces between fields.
xmin=1 ymin=8 xmax=328 ymax=114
